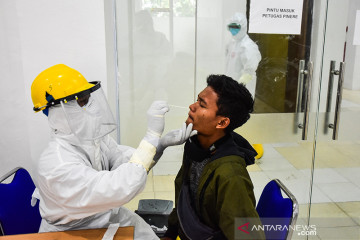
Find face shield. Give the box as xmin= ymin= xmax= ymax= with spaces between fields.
xmin=57 ymin=82 xmax=116 ymax=141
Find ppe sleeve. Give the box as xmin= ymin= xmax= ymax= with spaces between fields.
xmin=241 ymin=42 xmax=261 ymax=77
xmin=36 ymin=146 xmax=148 ymax=222
xmin=104 ymin=130 xmax=158 ymax=172
xmin=103 ymin=135 xmax=136 ymax=170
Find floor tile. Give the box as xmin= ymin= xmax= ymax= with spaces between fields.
xmin=315 ymin=226 xmax=360 ymax=240
xmin=300 ymin=168 xmax=349 ymax=184
xmin=249 ymin=171 xmax=271 ymax=187
xmin=247 ymin=163 xmax=262 ymax=172
xmin=262 ymin=144 xmax=287 ymax=158
xmin=251 ymin=172 xmax=271 ymax=203
xmin=337 ymin=201 xmax=360 ymax=225
xmin=331 ymin=143 xmax=360 ymax=164
xmin=315 ymin=182 xmax=360 ymax=202
xmin=263 ymin=170 xmax=309 ymax=187
xmin=307 ymin=202 xmax=358 ymax=228
xmin=263 ymin=170 xmax=311 ymax=204
xmin=314 ymin=144 xmax=360 ymax=168
xmin=257 ymin=156 xmax=297 ymax=171
xmin=275 ymin=146 xmax=314 ymax=169
xmin=308 ymin=185 xmax=332 ymax=204
xmin=335 ymin=168 xmax=360 ymax=187
xmin=271 ymin=142 xmax=300 ymax=148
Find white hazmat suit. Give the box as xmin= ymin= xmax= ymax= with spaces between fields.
xmin=225 ymin=12 xmax=261 ymax=97
xmin=31 ymin=94 xmax=195 ymax=239
xmin=32 ymin=99 xmax=171 ymax=240
xmin=30 ymin=64 xmax=197 ymax=240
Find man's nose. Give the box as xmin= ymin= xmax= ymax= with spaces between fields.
xmin=189 ymin=102 xmax=196 ymax=111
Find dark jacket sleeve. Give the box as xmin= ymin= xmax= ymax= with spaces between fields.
xmin=202 ymin=161 xmax=265 ymax=240
xmin=216 ymin=175 xmax=265 ymax=239
xmin=163 ymin=165 xmax=184 ymax=239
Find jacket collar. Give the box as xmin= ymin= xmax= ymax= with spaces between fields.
xmin=185 ymin=132 xmax=256 ymax=166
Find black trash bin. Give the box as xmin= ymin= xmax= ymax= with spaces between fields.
xmin=135 ymin=199 xmax=173 ymax=237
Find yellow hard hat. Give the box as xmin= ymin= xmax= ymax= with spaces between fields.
xmin=31 ymin=64 xmax=95 ymax=112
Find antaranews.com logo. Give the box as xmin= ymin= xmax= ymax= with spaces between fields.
xmin=235 ymin=218 xmax=317 ymax=239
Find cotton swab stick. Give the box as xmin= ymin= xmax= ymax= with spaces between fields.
xmin=169 ymin=104 xmax=188 ymax=109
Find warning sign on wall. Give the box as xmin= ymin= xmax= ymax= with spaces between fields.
xmin=249 ymin=0 xmax=304 ymax=35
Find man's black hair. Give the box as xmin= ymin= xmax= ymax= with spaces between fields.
xmin=207 ymin=74 xmax=254 ymax=132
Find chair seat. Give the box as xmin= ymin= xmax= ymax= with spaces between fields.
xmin=0 ymin=168 xmax=42 ymax=235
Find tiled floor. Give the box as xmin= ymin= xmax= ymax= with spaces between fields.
xmin=123 ymin=89 xmax=360 ymax=239
xmin=124 ymin=142 xmax=360 ymax=239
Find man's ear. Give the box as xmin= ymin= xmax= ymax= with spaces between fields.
xmin=216 ymin=117 xmax=230 ymax=129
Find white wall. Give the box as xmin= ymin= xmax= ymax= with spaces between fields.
xmin=344 ymin=0 xmax=360 ymax=90
xmin=0 ymin=0 xmax=108 ymax=178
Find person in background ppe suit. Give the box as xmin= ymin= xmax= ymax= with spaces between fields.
xmin=225 ymin=13 xmax=264 ymax=160
xmin=30 ymin=64 xmax=196 ymax=240
xmin=225 ymin=12 xmax=261 ymax=98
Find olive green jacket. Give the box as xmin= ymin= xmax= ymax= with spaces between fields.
xmin=165 ymin=133 xmax=265 ymax=240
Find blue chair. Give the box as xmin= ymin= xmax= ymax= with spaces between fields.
xmin=0 ymin=167 xmax=42 ymax=235
xmin=256 ymin=179 xmax=299 ymax=240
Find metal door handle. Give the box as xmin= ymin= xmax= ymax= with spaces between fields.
xmin=328 ymin=62 xmax=345 ymax=140
xmin=301 ymin=61 xmax=313 ymax=140
xmin=324 ymin=61 xmax=336 ymax=134
xmin=297 ymin=60 xmax=313 ymax=140
xmin=294 ymin=60 xmax=306 ymax=134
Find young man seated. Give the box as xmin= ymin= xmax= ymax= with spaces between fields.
xmin=163 ymin=74 xmax=265 ymax=240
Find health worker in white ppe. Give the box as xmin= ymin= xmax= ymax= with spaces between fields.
xmin=30 ymin=64 xmax=196 ymax=240
xmin=225 ymin=12 xmax=261 ymax=97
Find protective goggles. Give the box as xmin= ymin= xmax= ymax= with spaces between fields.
xmin=227 ymin=23 xmax=241 ymax=30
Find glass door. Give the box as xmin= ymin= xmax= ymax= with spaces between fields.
xmin=307 ymin=0 xmax=360 ymax=239
xmin=109 ymin=0 xmax=359 ymax=238
xmin=194 ymin=0 xmax=317 ymax=238
xmin=194 ymin=0 xmax=359 ymax=239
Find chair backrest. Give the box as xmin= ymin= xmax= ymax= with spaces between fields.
xmin=0 ymin=167 xmax=42 ymax=235
xmin=256 ymin=179 xmax=298 ymax=240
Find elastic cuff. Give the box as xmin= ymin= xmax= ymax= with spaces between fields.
xmin=129 ymin=140 xmax=156 ymax=172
